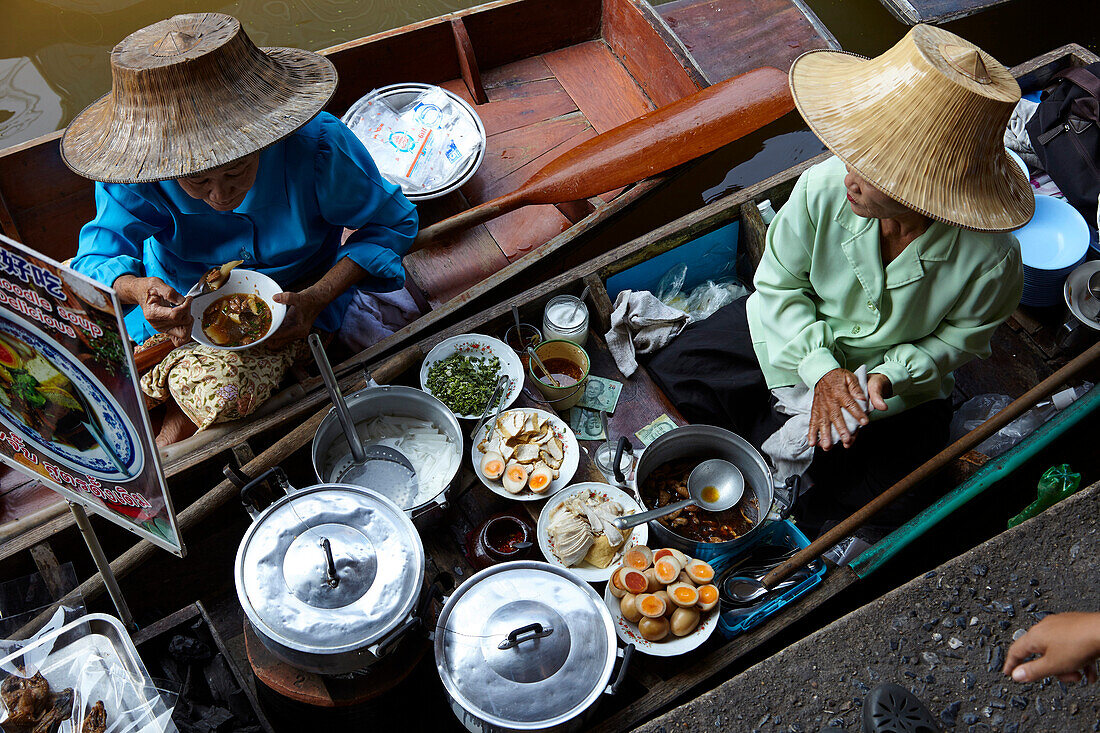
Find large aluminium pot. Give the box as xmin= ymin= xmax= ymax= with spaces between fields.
xmin=614 ymin=425 xmax=798 ymax=560
xmin=434 ymin=561 xmax=632 ymax=733
xmin=234 ymin=467 xmax=428 ymax=675
xmin=311 ymin=384 xmax=462 ymax=525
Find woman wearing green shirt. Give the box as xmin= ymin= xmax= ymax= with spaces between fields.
xmin=648 ymin=25 xmax=1032 ymax=536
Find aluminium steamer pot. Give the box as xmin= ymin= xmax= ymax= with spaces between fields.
xmin=612 ymin=425 xmax=799 ymax=560
xmin=434 ymin=561 xmax=633 ymax=733
xmin=311 ymin=383 xmax=462 ymax=526
xmin=234 ymin=467 xmax=428 ymax=675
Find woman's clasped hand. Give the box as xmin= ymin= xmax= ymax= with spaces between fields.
xmin=808 ymin=368 xmax=891 ymax=450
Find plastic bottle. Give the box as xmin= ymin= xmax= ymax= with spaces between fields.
xmin=757 ymin=199 xmax=777 ymax=226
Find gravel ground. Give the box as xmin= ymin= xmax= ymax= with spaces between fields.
xmin=635 ymin=481 xmax=1100 ymax=733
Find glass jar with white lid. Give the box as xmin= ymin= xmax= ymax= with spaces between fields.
xmin=542 ymin=295 xmax=589 ymax=346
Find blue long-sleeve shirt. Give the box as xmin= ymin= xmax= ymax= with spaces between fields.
xmin=72 ymin=112 xmax=418 ymax=343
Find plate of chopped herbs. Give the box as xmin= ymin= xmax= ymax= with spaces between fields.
xmin=419 ymin=334 xmax=524 ymax=419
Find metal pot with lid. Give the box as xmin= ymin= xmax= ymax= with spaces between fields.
xmin=234 ymin=467 xmax=427 ymax=675
xmin=434 ymin=561 xmax=632 ymax=733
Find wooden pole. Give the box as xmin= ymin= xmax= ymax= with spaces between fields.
xmin=761 ymin=339 xmax=1100 ymax=589
xmin=12 ymin=345 xmax=421 ymax=639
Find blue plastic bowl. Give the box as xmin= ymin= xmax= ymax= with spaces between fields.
xmin=1016 ymin=195 xmax=1090 ymax=271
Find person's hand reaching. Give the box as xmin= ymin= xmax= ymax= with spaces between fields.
xmin=1003 ymin=612 xmax=1100 ymax=684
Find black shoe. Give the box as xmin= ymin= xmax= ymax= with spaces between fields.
xmin=862 ymin=683 xmax=939 ymax=733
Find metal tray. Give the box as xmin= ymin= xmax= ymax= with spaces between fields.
xmin=1 ymin=613 xmax=176 ymax=733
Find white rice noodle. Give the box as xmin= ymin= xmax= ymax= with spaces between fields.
xmin=325 ymin=415 xmax=459 ymax=505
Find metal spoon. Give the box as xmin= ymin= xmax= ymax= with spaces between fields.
xmin=570 ymin=285 xmax=590 ymax=320
xmin=612 ymin=459 xmax=745 ymax=531
xmin=308 ymin=334 xmax=418 ymax=507
xmin=527 ymin=346 xmax=560 ymax=387
xmin=511 ymin=305 xmax=523 ymax=336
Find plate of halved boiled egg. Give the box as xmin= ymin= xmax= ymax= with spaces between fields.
xmin=472 ymin=408 xmax=579 ymax=501
xmin=603 ymin=546 xmax=719 ymax=656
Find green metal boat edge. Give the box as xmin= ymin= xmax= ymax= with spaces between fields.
xmin=849 ymin=382 xmax=1100 ymax=578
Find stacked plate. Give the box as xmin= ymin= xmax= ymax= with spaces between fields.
xmin=1017 ymin=194 xmax=1090 ymax=307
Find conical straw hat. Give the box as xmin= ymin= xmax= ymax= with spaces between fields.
xmin=61 ymin=13 xmax=337 ymax=184
xmin=789 ymin=24 xmax=1033 ymax=232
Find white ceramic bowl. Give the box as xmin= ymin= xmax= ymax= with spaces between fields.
xmin=604 ymin=580 xmax=718 ymax=657
xmin=536 ymin=483 xmax=648 ymax=583
xmin=420 ymin=334 xmax=523 ymax=420
xmin=190 ymin=270 xmax=285 ymax=350
xmin=471 ymin=408 xmax=579 ymax=501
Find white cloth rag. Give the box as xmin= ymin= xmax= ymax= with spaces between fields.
xmin=338 ymin=287 xmax=422 ymax=352
xmin=762 ymin=365 xmax=871 ymax=483
xmin=605 ymin=289 xmax=690 ymax=378
xmin=1004 ymin=98 xmax=1041 ymax=173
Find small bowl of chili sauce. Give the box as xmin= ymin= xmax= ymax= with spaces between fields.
xmin=465 ymin=512 xmax=536 ymax=568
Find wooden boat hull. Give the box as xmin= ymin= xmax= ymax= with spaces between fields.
xmin=3 ymin=43 xmax=1097 ymax=733
xmin=0 ymin=0 xmax=836 ymax=524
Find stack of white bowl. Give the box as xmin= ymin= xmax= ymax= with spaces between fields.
xmin=1017 ymin=194 xmax=1091 ymax=307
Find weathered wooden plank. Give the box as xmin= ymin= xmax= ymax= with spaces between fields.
xmin=459 ymin=0 xmax=601 ymax=71
xmin=485 ymin=206 xmax=575 ymax=262
xmin=658 ymin=0 xmax=838 ymax=85
xmin=602 ymin=0 xmax=704 ymax=106
xmin=404 ymin=194 xmax=512 ymax=305
xmin=544 ymin=41 xmax=655 ymax=133
xmin=451 ymin=18 xmax=488 ymax=104
xmin=29 ymin=542 xmax=67 ymax=600
xmin=482 ymin=55 xmax=556 ymax=91
xmin=0 ymin=511 xmax=73 ymax=564
xmin=0 ymin=481 xmax=63 ymax=526
xmin=1011 ymin=44 xmax=1098 ymax=92
xmin=457 ymin=85 xmax=580 ymax=138
xmin=464 ymin=113 xmax=595 ymax=199
xmin=582 ymin=271 xmax=614 ymax=336
xmin=875 ymin=0 xmax=1010 ymax=25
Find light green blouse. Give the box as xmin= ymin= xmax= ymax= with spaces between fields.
xmin=746 ymin=156 xmax=1023 ymax=413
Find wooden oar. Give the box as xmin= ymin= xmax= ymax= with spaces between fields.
xmin=756 ymin=340 xmax=1100 ymax=593
xmin=411 ymin=66 xmax=793 ymax=251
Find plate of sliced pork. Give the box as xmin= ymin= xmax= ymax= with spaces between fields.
xmin=536 ymin=482 xmax=647 ymax=582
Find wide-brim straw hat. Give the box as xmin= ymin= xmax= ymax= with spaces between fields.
xmin=61 ymin=13 xmax=337 ymax=184
xmin=789 ymin=24 xmax=1033 ymax=232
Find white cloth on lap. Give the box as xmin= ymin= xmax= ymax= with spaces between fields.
xmin=605 ymin=289 xmax=690 ymax=378
xmin=338 ymin=287 xmax=421 ymax=352
xmin=762 ymin=365 xmax=871 ymax=483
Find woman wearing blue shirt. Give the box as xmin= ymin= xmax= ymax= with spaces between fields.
xmin=62 ymin=13 xmax=418 ymax=444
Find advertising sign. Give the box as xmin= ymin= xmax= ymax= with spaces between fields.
xmin=0 ymin=234 xmax=183 ymax=555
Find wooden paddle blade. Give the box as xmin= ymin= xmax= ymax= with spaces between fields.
xmin=412 ymin=66 xmax=793 ymax=250
xmin=522 ymin=65 xmax=793 ymax=203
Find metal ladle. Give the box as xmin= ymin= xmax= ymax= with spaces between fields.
xmin=527 ymin=346 xmax=560 ymax=387
xmin=308 ymin=334 xmax=418 ymax=508
xmin=612 ymin=458 xmax=745 ymax=532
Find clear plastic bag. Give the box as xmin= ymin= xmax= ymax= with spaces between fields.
xmin=72 ymin=658 xmax=178 ymax=733
xmin=655 ymin=264 xmax=749 ymax=322
xmin=344 ymin=86 xmax=482 ymax=193
xmin=950 ymin=384 xmax=1092 ymax=458
xmin=1 ymin=608 xmax=178 ymax=733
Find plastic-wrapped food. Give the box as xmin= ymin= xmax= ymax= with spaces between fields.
xmin=344 ymin=86 xmax=482 ymax=193
xmin=655 ymin=264 xmax=749 ymax=322
xmin=0 ymin=609 xmax=178 ymax=733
